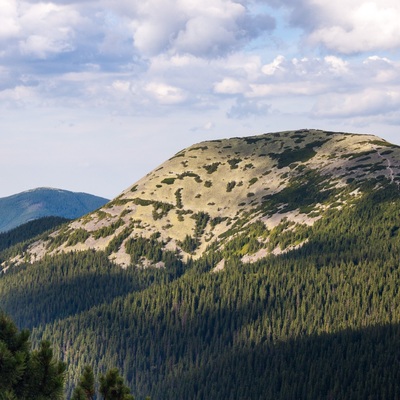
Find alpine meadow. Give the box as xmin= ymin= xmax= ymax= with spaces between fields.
xmin=2 ymin=129 xmax=400 ymax=399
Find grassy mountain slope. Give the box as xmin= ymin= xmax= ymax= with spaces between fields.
xmin=2 ymin=129 xmax=400 ymax=399
xmin=0 ymin=187 xmax=109 ymax=232
xmin=10 ymin=129 xmax=400 ymax=269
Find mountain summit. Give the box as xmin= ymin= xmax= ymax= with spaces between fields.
xmin=11 ymin=129 xmax=400 ymax=267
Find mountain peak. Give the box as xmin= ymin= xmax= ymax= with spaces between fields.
xmin=8 ymin=129 xmax=400 ymax=268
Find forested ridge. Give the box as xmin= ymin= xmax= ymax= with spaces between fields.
xmin=1 ymin=180 xmax=400 ymax=399
xmin=0 ymin=216 xmax=69 ymax=253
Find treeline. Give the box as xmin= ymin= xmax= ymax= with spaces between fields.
xmin=0 ymin=216 xmax=69 ymax=260
xmin=2 ymin=183 xmax=400 ymax=398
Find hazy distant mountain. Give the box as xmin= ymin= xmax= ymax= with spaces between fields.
xmin=0 ymin=188 xmax=109 ymax=232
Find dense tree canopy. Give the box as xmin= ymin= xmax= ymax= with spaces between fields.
xmin=2 ymin=183 xmax=400 ymax=399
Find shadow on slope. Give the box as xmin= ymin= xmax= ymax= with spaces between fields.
xmin=158 ymin=323 xmax=400 ymax=400
xmin=0 ymin=250 xmax=184 ymax=330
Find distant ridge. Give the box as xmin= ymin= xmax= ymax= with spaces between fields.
xmin=0 ymin=187 xmax=109 ymax=232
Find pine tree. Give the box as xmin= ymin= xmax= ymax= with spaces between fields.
xmin=71 ymin=365 xmax=95 ymax=400
xmin=99 ymin=368 xmax=134 ymax=400
xmin=0 ymin=313 xmax=30 ymax=394
xmin=0 ymin=312 xmax=66 ymax=399
xmin=23 ymin=340 xmax=66 ymax=399
xmin=72 ymin=366 xmax=134 ymax=400
xmin=71 ymin=386 xmax=87 ymax=400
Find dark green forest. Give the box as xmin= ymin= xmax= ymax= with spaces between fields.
xmin=0 ymin=216 xmax=69 ymax=253
xmin=2 ymin=183 xmax=400 ymax=399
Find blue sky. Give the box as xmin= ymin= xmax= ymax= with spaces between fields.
xmin=1 ymin=0 xmax=400 ymax=199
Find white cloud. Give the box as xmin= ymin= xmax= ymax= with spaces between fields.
xmin=112 ymin=80 xmax=131 ymax=93
xmin=323 ymin=1 xmax=400 ymax=53
xmin=0 ymin=0 xmax=20 ymax=39
xmin=19 ymin=34 xmax=73 ymax=58
xmin=277 ymin=0 xmax=400 ymax=54
xmin=0 ymin=1 xmax=85 ymax=59
xmin=324 ymin=56 xmax=348 ymax=74
xmin=262 ymin=55 xmax=286 ymax=76
xmin=0 ymin=85 xmax=38 ymax=106
xmin=123 ymin=0 xmax=275 ymax=57
xmin=312 ymin=88 xmax=400 ymax=118
xmin=145 ymin=82 xmax=187 ymax=104
xmin=214 ymin=78 xmax=248 ymax=94
xmin=249 ymin=81 xmax=328 ymax=97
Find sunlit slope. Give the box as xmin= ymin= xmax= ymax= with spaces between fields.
xmin=14 ymin=129 xmax=400 ymax=268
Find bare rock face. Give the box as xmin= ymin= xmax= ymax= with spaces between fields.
xmin=12 ymin=129 xmax=400 ymax=268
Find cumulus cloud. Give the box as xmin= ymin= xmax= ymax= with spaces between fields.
xmin=1 ymin=0 xmax=400 ymax=126
xmin=262 ymin=55 xmax=286 ymax=76
xmin=273 ymin=0 xmax=400 ymax=54
xmin=0 ymin=2 xmax=84 ymax=59
xmin=214 ymin=78 xmax=249 ymax=94
xmin=0 ymin=0 xmax=20 ymax=39
xmin=145 ymin=82 xmax=187 ymax=104
xmin=312 ymin=88 xmax=400 ymax=118
xmin=123 ymin=0 xmax=275 ymax=57
xmin=209 ymin=52 xmax=400 ymax=122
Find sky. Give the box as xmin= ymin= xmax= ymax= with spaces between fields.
xmin=1 ymin=0 xmax=400 ymax=199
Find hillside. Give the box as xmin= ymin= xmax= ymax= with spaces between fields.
xmin=2 ymin=129 xmax=400 ymax=399
xmin=0 ymin=187 xmax=109 ymax=232
xmin=9 ymin=129 xmax=400 ymax=268
xmin=0 ymin=216 xmax=69 ymax=253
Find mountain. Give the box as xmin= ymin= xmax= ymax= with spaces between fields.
xmin=0 ymin=187 xmax=109 ymax=232
xmin=10 ymin=129 xmax=399 ymax=267
xmin=1 ymin=129 xmax=400 ymax=399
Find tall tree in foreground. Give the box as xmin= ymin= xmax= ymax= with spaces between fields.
xmin=0 ymin=311 xmax=66 ymax=399
xmin=72 ymin=366 xmax=134 ymax=400
xmin=71 ymin=365 xmax=95 ymax=400
xmin=99 ymin=368 xmax=135 ymax=400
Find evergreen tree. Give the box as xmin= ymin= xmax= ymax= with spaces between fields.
xmin=0 ymin=312 xmax=66 ymax=399
xmin=99 ymin=368 xmax=134 ymax=400
xmin=71 ymin=365 xmax=95 ymax=400
xmin=71 ymin=387 xmax=87 ymax=400
xmin=0 ymin=312 xmax=30 ymax=394
xmin=72 ymin=366 xmax=134 ymax=400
